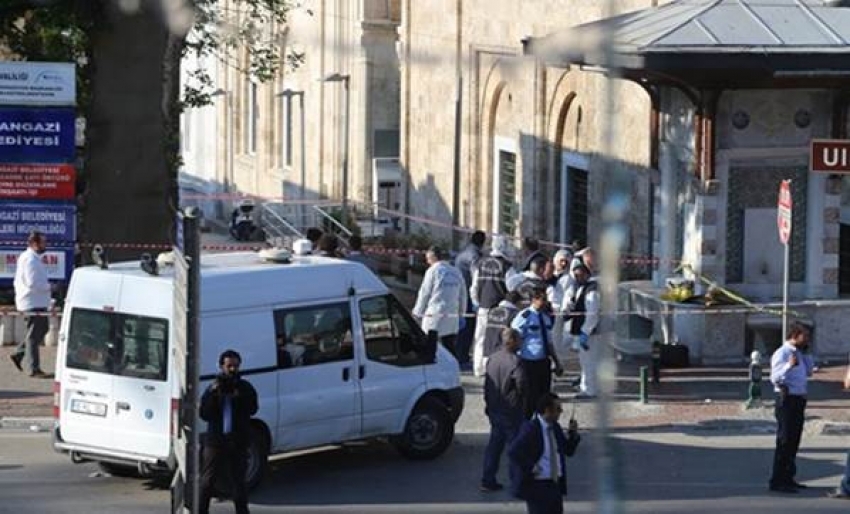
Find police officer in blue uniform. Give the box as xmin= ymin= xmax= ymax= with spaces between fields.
xmin=511 ymin=288 xmax=563 ymax=418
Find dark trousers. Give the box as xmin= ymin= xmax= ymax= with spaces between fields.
xmin=840 ymin=449 xmax=850 ymax=495
xmin=481 ymin=413 xmax=520 ymax=486
xmin=524 ymin=480 xmax=563 ymax=514
xmin=441 ymin=334 xmax=459 ymax=360
xmin=455 ymin=300 xmax=476 ymax=365
xmin=770 ymin=394 xmax=806 ymax=487
xmin=199 ymin=442 xmax=250 ymax=514
xmin=521 ymin=358 xmax=552 ymax=419
xmin=15 ymin=310 xmax=47 ymax=373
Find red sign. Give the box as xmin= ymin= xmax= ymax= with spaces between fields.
xmin=0 ymin=164 xmax=76 ymax=200
xmin=810 ymin=139 xmax=850 ymax=174
xmin=777 ymin=180 xmax=792 ymax=245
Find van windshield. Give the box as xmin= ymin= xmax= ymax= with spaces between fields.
xmin=66 ymin=308 xmax=169 ymax=381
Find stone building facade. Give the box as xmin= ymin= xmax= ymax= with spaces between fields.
xmin=400 ymin=0 xmax=659 ymax=254
xmin=193 ymin=0 xmax=402 ymax=215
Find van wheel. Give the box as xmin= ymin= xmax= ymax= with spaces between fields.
xmin=98 ymin=462 xmax=139 ymax=478
xmin=244 ymin=424 xmax=269 ymax=491
xmin=393 ymin=396 xmax=454 ymax=460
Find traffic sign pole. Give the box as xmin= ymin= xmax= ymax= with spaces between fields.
xmin=777 ymin=180 xmax=792 ymax=343
xmin=783 ymin=231 xmax=789 ymax=343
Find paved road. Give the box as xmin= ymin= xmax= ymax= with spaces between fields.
xmin=3 ymin=426 xmax=850 ymax=513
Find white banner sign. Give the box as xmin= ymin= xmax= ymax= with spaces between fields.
xmin=0 ymin=62 xmax=76 ymax=106
xmin=0 ymin=250 xmax=67 ymax=280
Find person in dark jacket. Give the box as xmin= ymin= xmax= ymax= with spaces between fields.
xmin=508 ymin=392 xmax=580 ymax=514
xmin=454 ymin=230 xmax=486 ymax=370
xmin=316 ymin=233 xmax=340 ymax=257
xmin=481 ymin=327 xmax=526 ymax=492
xmin=482 ymin=291 xmax=521 ymax=359
xmin=199 ymin=349 xmax=259 ymax=514
xmin=345 ymin=235 xmax=377 ymax=272
xmin=470 ymin=234 xmax=516 ymax=376
xmin=508 ymin=256 xmax=551 ymax=308
xmin=519 ymin=237 xmax=547 ymax=273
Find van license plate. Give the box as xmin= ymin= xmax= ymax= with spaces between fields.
xmin=70 ymin=399 xmax=107 ymax=417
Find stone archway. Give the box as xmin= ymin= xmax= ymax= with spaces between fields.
xmin=477 ymin=58 xmax=512 ymax=235
xmin=546 ymin=68 xmax=585 ymax=245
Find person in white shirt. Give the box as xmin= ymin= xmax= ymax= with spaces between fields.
xmin=412 ymin=246 xmax=468 ymax=360
xmin=548 ymin=249 xmax=573 ymax=359
xmin=11 ymin=231 xmax=52 ymax=378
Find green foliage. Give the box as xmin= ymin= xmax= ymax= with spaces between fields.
xmin=0 ymin=0 xmax=301 ymax=110
xmin=380 ymin=228 xmax=448 ymax=252
xmin=183 ymin=0 xmax=304 ymax=108
xmin=0 ymin=1 xmax=95 ymax=107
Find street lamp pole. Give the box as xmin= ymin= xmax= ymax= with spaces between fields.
xmin=322 ymin=73 xmax=351 ymax=227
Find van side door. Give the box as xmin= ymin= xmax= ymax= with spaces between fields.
xmin=273 ymin=301 xmax=361 ymax=450
xmin=357 ymin=295 xmax=431 ymax=437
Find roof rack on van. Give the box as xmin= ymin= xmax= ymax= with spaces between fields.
xmin=92 ymin=245 xmax=108 ymax=269
xmin=140 ymin=253 xmax=159 ymax=276
xmin=156 ymin=251 xmax=175 ymax=267
xmin=259 ymin=247 xmax=292 ymax=264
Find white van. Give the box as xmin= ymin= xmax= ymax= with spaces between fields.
xmin=52 ymin=251 xmax=464 ymax=487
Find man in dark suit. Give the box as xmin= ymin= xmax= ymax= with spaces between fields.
xmin=199 ymin=349 xmax=259 ymax=514
xmin=508 ymin=392 xmax=580 ymax=514
xmin=480 ymin=327 xmax=526 ymax=492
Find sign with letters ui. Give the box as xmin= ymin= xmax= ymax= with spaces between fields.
xmin=0 ymin=107 xmax=75 ymax=163
xmin=0 ymin=202 xmax=76 ymax=242
xmin=0 ymin=62 xmax=75 ymax=106
xmin=810 ymin=139 xmax=850 ymax=174
xmin=0 ymin=164 xmax=75 ymax=199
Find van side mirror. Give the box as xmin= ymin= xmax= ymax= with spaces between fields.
xmin=424 ymin=330 xmax=438 ymax=364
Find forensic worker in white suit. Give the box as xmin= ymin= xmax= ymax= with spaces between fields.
xmin=413 ymin=246 xmax=468 ymax=360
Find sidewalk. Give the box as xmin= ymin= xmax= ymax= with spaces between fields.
xmin=1 ymin=343 xmax=55 ymax=421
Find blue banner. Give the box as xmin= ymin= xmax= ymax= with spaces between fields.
xmin=0 ymin=107 xmax=75 ymax=163
xmin=0 ymin=202 xmax=76 ymax=242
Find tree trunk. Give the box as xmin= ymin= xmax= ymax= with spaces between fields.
xmin=81 ymin=0 xmax=175 ymax=261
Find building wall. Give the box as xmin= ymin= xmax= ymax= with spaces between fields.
xmin=205 ymin=0 xmax=401 ymax=217
xmin=179 ymin=50 xmax=222 ymax=219
xmin=402 ymin=0 xmax=657 ymax=253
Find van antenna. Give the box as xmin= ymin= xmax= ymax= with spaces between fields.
xmin=348 ymin=281 xmax=356 ymax=296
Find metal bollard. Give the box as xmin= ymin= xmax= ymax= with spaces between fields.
xmin=0 ymin=313 xmax=14 ymax=345
xmin=651 ymin=340 xmax=661 ymax=383
xmin=639 ymin=365 xmax=649 ymax=404
xmin=745 ymin=350 xmax=762 ymax=409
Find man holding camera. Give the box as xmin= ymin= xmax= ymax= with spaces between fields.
xmin=768 ymin=322 xmax=814 ymax=494
xmin=199 ymin=350 xmax=259 ymax=514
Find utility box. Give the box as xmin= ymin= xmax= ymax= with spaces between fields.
xmin=372 ymin=158 xmax=405 ymax=222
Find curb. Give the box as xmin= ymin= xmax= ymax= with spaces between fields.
xmin=0 ymin=417 xmax=53 ymax=431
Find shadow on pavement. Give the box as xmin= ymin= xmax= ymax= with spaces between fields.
xmin=247 ymin=433 xmax=849 ymax=508
xmin=0 ymin=390 xmax=49 ymax=400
